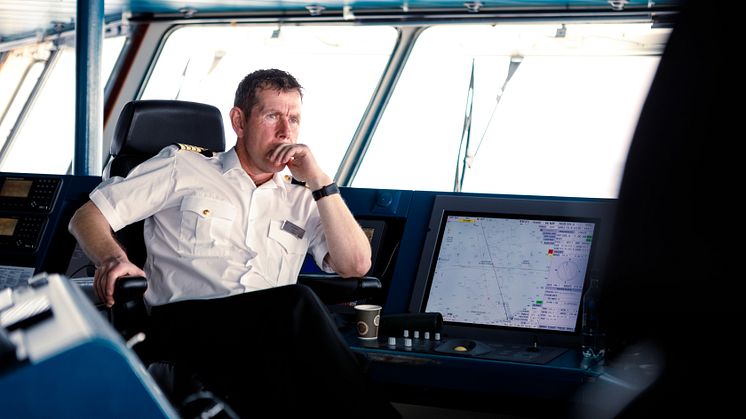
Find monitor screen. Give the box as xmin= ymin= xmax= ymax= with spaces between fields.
xmin=410 ymin=195 xmax=615 ymax=342
xmin=424 ymin=212 xmax=596 ymax=333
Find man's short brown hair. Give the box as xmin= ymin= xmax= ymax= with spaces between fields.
xmin=234 ymin=69 xmax=303 ymax=118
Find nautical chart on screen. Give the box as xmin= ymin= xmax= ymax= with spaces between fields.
xmin=424 ymin=213 xmax=595 ymax=332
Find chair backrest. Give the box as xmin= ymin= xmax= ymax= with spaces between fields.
xmin=106 ymin=100 xmax=226 ymax=267
xmin=593 ymin=1 xmax=736 ymax=416
xmin=105 ymin=100 xmax=226 ymax=179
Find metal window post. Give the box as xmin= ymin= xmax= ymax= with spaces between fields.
xmin=74 ymin=0 xmax=104 ymax=175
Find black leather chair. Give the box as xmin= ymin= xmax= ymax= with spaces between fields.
xmin=104 ymin=100 xmax=382 ymax=338
xmin=105 ymin=100 xmax=226 ymax=337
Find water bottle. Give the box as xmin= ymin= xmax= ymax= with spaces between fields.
xmin=581 ymin=274 xmax=605 ymax=364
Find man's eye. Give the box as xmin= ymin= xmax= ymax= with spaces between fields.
xmin=266 ymin=113 xmax=278 ymax=120
xmin=290 ymin=117 xmax=300 ymax=124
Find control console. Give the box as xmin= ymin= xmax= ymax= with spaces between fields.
xmin=0 ymin=172 xmax=101 ymax=280
xmin=0 ymin=273 xmax=177 ymax=417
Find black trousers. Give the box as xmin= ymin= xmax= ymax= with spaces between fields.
xmin=148 ymin=284 xmax=398 ymax=418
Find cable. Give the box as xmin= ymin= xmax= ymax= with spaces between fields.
xmin=379 ymin=240 xmax=400 ymax=279
xmin=68 ymin=263 xmax=95 ymax=278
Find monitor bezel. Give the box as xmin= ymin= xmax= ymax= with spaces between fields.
xmin=409 ymin=195 xmax=616 ymax=346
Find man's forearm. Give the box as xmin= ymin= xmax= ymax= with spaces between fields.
xmin=68 ymin=201 xmax=128 ymax=267
xmin=69 ymin=200 xmax=146 ymax=306
xmin=284 ymin=148 xmax=371 ymax=277
xmin=315 ymin=194 xmax=372 ymax=277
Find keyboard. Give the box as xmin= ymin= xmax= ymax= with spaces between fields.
xmin=0 ymin=265 xmax=35 ymax=290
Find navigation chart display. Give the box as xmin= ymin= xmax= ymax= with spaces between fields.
xmin=424 ymin=212 xmax=596 ymax=333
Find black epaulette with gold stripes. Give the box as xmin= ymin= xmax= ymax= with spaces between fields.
xmin=283 ymin=175 xmax=307 ymax=188
xmin=173 ymin=143 xmax=214 ymax=157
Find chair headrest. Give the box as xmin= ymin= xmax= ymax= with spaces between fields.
xmin=111 ymin=100 xmax=226 ymax=156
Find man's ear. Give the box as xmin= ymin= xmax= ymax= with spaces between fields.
xmin=230 ymin=107 xmax=245 ymax=137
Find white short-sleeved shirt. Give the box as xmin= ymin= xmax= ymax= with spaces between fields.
xmin=90 ymin=145 xmax=331 ymax=306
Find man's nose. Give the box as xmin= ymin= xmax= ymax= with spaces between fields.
xmin=276 ymin=116 xmax=290 ymax=136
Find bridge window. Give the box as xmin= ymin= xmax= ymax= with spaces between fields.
xmin=0 ymin=45 xmax=46 ymax=159
xmin=0 ymin=36 xmax=126 ymax=174
xmin=353 ymin=23 xmax=670 ymax=198
xmin=141 ymin=25 xmax=397 ymax=177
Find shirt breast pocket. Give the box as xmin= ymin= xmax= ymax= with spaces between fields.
xmin=179 ymin=196 xmax=237 ymax=256
xmin=267 ymin=219 xmax=308 ymax=285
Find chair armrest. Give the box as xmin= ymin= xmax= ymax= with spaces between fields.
xmin=105 ymin=274 xmax=379 ymax=336
xmin=105 ymin=275 xmax=384 ymax=305
xmin=69 ymin=276 xmax=148 ymax=338
xmin=297 ymin=274 xmax=381 ymax=305
xmin=114 ymin=276 xmax=148 ymax=303
xmin=69 ymin=276 xmax=147 ymax=307
xmin=110 ymin=276 xmax=148 ymax=339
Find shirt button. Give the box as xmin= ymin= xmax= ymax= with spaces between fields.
xmin=202 ymin=209 xmax=210 ymax=216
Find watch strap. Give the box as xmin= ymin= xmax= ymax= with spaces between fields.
xmin=312 ymin=182 xmax=340 ymax=201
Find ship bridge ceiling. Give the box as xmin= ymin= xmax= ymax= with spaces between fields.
xmin=1 ymin=0 xmax=679 ymax=44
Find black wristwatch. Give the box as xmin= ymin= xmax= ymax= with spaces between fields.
xmin=312 ymin=182 xmax=340 ymax=201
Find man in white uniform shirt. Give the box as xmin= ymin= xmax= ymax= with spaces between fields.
xmin=69 ymin=69 xmax=398 ymax=417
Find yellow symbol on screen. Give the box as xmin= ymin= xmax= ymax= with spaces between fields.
xmin=0 ymin=218 xmax=18 ymax=236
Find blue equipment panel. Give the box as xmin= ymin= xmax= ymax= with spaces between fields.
xmin=0 ymin=274 xmax=177 ymax=418
xmin=0 ymin=172 xmax=101 ymax=276
xmin=335 ymin=187 xmax=614 ymax=413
